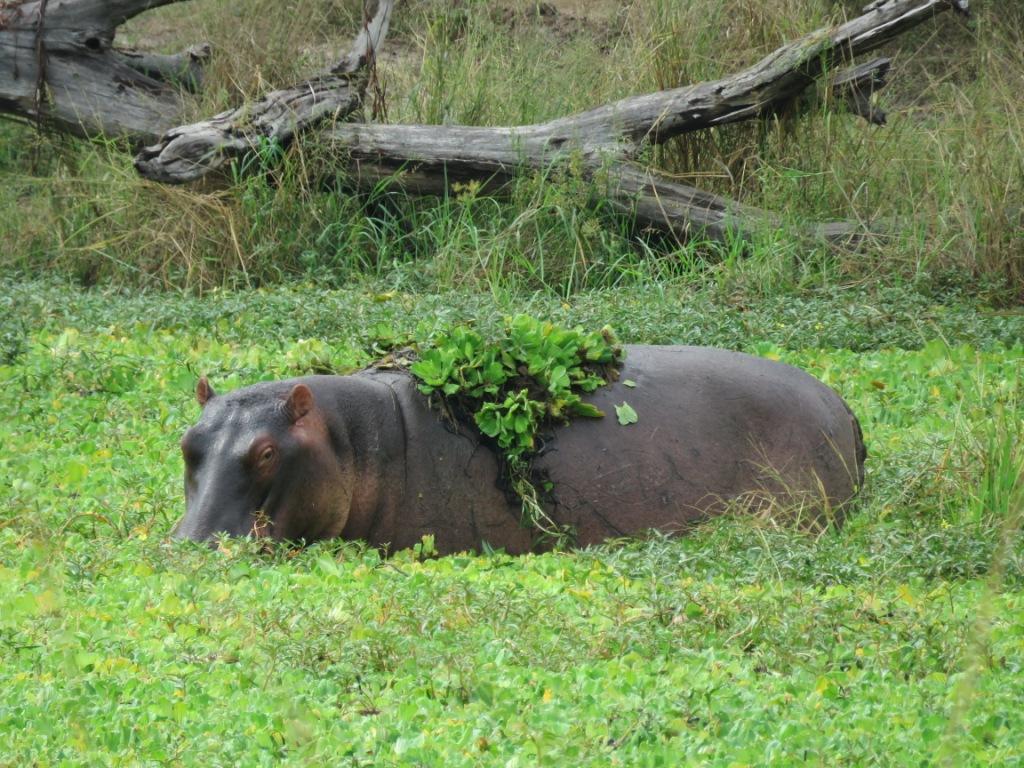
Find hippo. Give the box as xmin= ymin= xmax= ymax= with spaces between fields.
xmin=175 ymin=346 xmax=866 ymax=554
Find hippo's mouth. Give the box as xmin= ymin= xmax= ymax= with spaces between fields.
xmin=249 ymin=509 xmax=273 ymax=538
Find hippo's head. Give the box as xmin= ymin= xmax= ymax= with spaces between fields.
xmin=174 ymin=377 xmax=353 ymax=544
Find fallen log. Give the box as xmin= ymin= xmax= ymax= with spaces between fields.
xmin=132 ymin=0 xmax=967 ymax=245
xmin=133 ymin=0 xmax=394 ymax=183
xmin=0 ymin=0 xmax=203 ymax=141
xmin=0 ymin=0 xmax=968 ymax=245
xmin=112 ymin=43 xmax=210 ymax=93
xmin=330 ymin=127 xmax=872 ymax=246
xmin=832 ymin=57 xmax=891 ymax=125
xmin=0 ymin=0 xmax=390 ymax=145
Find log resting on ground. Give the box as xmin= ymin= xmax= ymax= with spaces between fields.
xmin=0 ymin=0 xmax=391 ymax=145
xmin=133 ymin=0 xmax=967 ymax=245
xmin=133 ymin=0 xmax=394 ymax=182
xmin=0 ymin=0 xmax=968 ymax=243
xmin=0 ymin=0 xmax=202 ymax=141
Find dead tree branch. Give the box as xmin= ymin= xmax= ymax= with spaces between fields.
xmin=539 ymin=0 xmax=965 ymax=153
xmin=113 ymin=43 xmax=211 ymax=92
xmin=0 ymin=0 xmax=204 ymax=141
xmin=133 ymin=0 xmax=394 ymax=183
xmin=0 ymin=0 xmax=968 ymax=246
xmin=831 ymin=57 xmax=891 ymax=125
xmin=132 ymin=0 xmax=966 ymax=245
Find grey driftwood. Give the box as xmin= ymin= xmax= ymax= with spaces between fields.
xmin=134 ymin=0 xmax=968 ymax=245
xmin=0 ymin=0 xmax=968 ymax=244
xmin=0 ymin=0 xmax=206 ymax=141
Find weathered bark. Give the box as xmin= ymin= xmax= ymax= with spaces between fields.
xmin=534 ymin=0 xmax=965 ymax=152
xmin=0 ymin=0 xmax=391 ymax=147
xmin=331 ymin=126 xmax=872 ymax=246
xmin=0 ymin=0 xmax=202 ymax=141
xmin=113 ymin=43 xmax=210 ymax=92
xmin=0 ymin=0 xmax=967 ymax=246
xmin=132 ymin=0 xmax=966 ymax=245
xmin=134 ymin=0 xmax=394 ymax=183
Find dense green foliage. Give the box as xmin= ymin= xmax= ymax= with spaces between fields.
xmin=409 ymin=316 xmax=619 ymax=455
xmin=1 ymin=282 xmax=1021 ymax=766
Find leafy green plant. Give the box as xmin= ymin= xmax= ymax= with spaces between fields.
xmin=614 ymin=401 xmax=638 ymax=426
xmin=409 ymin=315 xmax=622 ymax=544
xmin=475 ymin=390 xmax=546 ymax=455
xmin=0 ymin=281 xmax=1022 ymax=767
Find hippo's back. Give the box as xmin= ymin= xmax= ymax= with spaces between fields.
xmin=534 ymin=345 xmax=865 ymax=544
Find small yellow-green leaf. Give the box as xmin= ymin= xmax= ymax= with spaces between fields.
xmin=615 ymin=402 xmax=638 ymax=425
xmin=572 ymin=402 xmax=605 ymax=419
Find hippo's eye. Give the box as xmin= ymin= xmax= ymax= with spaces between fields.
xmin=257 ymin=445 xmax=276 ymax=467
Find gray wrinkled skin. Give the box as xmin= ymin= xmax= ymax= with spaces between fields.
xmin=175 ymin=346 xmax=866 ymax=554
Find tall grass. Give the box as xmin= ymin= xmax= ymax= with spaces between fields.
xmin=0 ymin=0 xmax=1021 ymax=297
xmin=936 ymin=410 xmax=1024 ymax=764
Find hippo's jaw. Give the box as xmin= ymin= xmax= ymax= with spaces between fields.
xmin=175 ymin=444 xmax=354 ymax=545
xmin=172 ymin=512 xmax=268 ymax=542
xmin=173 ymin=497 xmax=270 ymax=542
xmin=174 ymin=495 xmax=346 ymax=545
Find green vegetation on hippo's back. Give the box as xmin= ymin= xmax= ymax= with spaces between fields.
xmin=410 ymin=314 xmax=620 ymax=454
xmin=408 ymin=315 xmax=623 ymax=543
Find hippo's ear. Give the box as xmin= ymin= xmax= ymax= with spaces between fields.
xmin=285 ymin=383 xmax=314 ymax=423
xmin=196 ymin=376 xmax=216 ymax=407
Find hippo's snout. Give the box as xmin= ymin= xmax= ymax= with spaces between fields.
xmin=173 ymin=499 xmax=264 ymax=543
xmin=170 ymin=514 xmax=220 ymax=543
xmin=170 ymin=525 xmax=221 ymax=550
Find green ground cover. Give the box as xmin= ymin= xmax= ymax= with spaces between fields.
xmin=1 ymin=283 xmax=1021 ymax=766
xmin=1 ymin=1 xmax=1022 ymax=764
